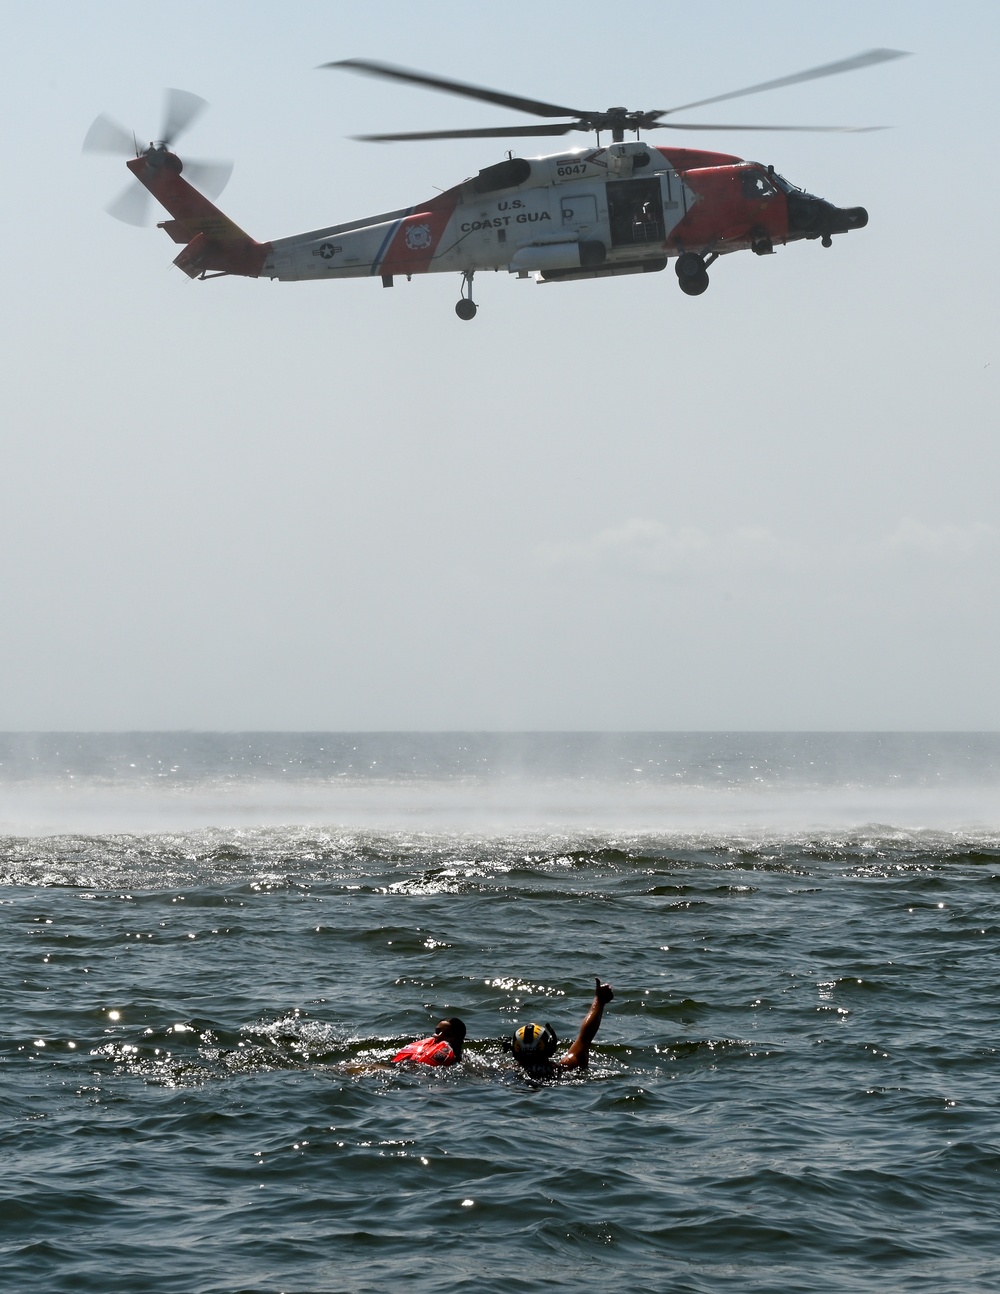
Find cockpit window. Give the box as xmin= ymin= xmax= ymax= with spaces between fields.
xmin=741 ymin=167 xmax=777 ymax=199
xmin=769 ymin=171 xmax=800 ymax=195
xmin=769 ymin=170 xmax=822 ymax=202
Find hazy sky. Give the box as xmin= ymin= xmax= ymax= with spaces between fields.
xmin=2 ymin=1 xmax=997 ymax=730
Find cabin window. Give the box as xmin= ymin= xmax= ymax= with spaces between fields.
xmin=561 ymin=195 xmax=598 ymax=227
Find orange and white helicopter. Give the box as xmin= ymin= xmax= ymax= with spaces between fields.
xmin=84 ymin=50 xmax=907 ymax=320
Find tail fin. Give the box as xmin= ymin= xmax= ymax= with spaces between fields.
xmin=127 ymin=152 xmax=270 ymax=278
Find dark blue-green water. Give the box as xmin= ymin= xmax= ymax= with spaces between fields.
xmin=3 ymin=734 xmax=999 ymax=1292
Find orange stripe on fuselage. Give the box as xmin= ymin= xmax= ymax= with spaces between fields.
xmin=377 ymin=192 xmax=461 ymax=276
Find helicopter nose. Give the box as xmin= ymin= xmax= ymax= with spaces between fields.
xmin=786 ymin=193 xmax=868 ymax=241
xmin=819 ymin=204 xmax=868 ymax=241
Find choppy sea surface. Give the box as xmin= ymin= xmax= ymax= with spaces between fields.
xmin=3 ymin=732 xmax=999 ymax=1294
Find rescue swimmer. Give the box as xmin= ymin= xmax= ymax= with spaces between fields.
xmin=511 ymin=977 xmax=615 ymax=1080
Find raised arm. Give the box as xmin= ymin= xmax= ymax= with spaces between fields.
xmin=560 ymin=977 xmax=614 ymax=1071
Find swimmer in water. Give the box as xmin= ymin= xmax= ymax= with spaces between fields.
xmin=391 ymin=1017 xmax=466 ymax=1067
xmin=511 ymin=977 xmax=614 ymax=1080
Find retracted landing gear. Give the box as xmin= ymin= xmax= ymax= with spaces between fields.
xmin=675 ymin=251 xmax=712 ymax=297
xmin=455 ymin=270 xmax=477 ymax=320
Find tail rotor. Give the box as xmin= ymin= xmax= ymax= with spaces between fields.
xmin=83 ymin=88 xmax=232 ymax=225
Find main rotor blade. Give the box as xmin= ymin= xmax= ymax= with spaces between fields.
xmin=665 ymin=48 xmax=909 ymax=115
xmin=326 ymin=58 xmax=587 ymax=120
xmin=106 ymin=180 xmax=152 ymax=225
xmin=353 ymin=122 xmax=581 ymax=142
xmin=160 ymin=88 xmax=207 ymax=145
xmin=652 ymin=121 xmax=884 ymax=132
xmin=181 ymin=158 xmax=234 ymax=199
xmin=83 ymin=113 xmax=140 ymax=155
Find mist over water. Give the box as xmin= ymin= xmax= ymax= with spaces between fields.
xmin=2 ymin=731 xmax=999 ymax=835
xmin=4 ymin=733 xmax=1000 ymax=1293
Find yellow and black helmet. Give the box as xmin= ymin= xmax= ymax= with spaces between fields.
xmin=512 ymin=1022 xmax=558 ymax=1062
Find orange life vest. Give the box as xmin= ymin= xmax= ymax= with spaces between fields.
xmin=391 ymin=1036 xmax=457 ymax=1066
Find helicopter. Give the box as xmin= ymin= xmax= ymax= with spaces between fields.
xmin=84 ymin=49 xmax=908 ymax=320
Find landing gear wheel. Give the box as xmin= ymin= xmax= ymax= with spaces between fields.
xmin=456 ymin=269 xmax=477 ymax=320
xmin=675 ymin=252 xmax=710 ymax=296
xmin=674 ymin=252 xmax=703 ymax=280
xmin=679 ymin=272 xmax=709 ymax=296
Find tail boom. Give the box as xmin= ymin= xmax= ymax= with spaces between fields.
xmin=127 ymin=151 xmax=270 ymax=278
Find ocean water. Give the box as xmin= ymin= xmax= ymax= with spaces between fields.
xmin=3 ymin=732 xmax=999 ymax=1293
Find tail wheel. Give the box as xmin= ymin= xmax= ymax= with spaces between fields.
xmin=455 ymin=298 xmax=478 ymax=320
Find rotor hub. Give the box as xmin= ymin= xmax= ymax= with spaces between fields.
xmin=144 ymin=145 xmax=183 ymax=174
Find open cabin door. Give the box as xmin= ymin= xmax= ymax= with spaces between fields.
xmin=606 ymin=177 xmax=665 ymax=248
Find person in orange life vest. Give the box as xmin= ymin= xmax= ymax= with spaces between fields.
xmin=511 ymin=978 xmax=614 ymax=1080
xmin=392 ymin=1017 xmax=466 ymax=1067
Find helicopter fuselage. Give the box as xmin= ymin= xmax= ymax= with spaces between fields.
xmin=130 ymin=137 xmax=868 ymax=310
xmin=259 ymin=141 xmax=866 ymax=287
